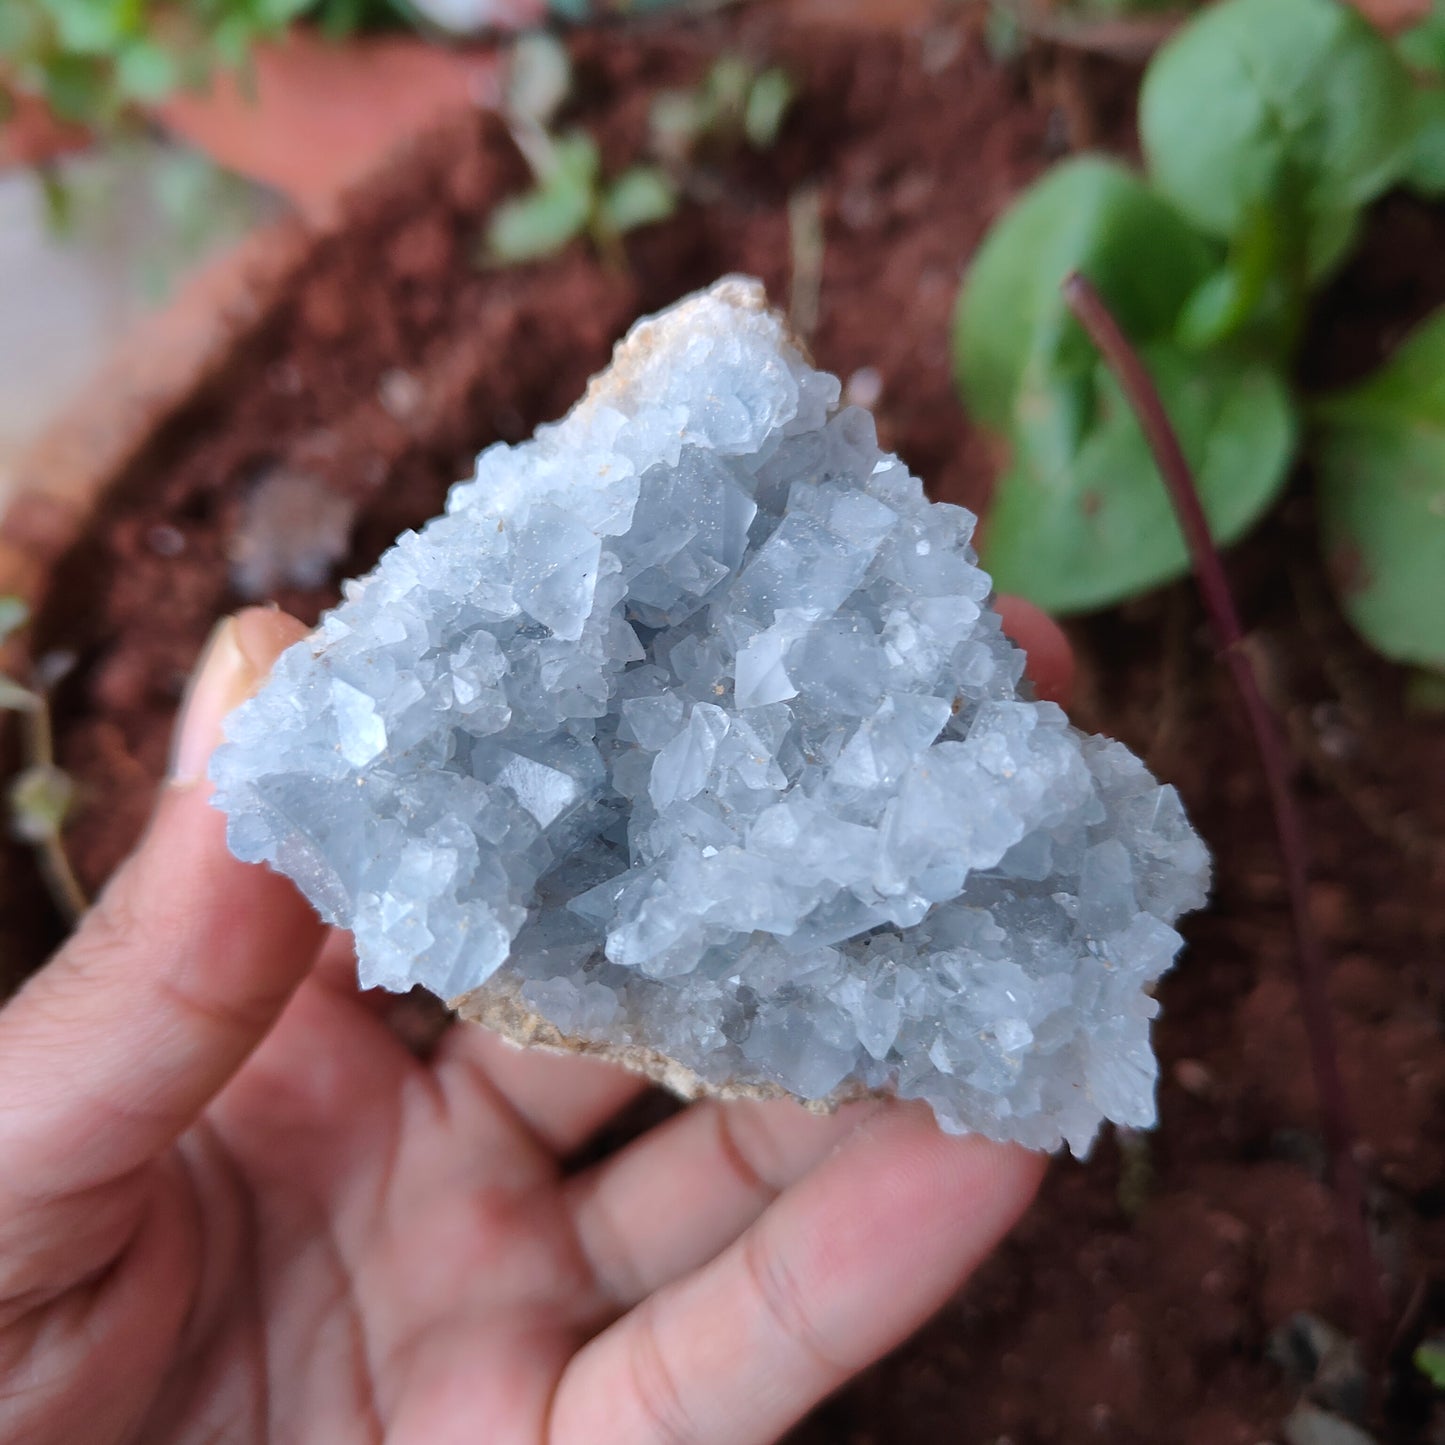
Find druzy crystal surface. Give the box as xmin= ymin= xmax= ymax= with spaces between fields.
xmin=212 ymin=277 xmax=1210 ymax=1154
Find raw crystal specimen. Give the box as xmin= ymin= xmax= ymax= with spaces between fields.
xmin=211 ymin=277 xmax=1210 ymax=1154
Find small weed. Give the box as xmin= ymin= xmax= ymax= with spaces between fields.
xmin=1415 ymin=1339 xmax=1445 ymax=1390
xmin=483 ymin=33 xmax=677 ymax=267
xmin=0 ymin=0 xmax=414 ymax=131
xmin=649 ymin=54 xmax=795 ymax=167
xmin=0 ymin=598 xmax=86 ymax=922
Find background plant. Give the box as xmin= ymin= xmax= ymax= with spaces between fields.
xmin=649 ymin=53 xmax=794 ymax=167
xmin=953 ymin=0 xmax=1445 ymax=676
xmin=0 ymin=598 xmax=84 ymax=921
xmin=0 ymin=0 xmax=708 ymax=131
xmin=0 ymin=0 xmax=418 ymax=129
xmin=482 ymin=32 xmax=677 ymax=266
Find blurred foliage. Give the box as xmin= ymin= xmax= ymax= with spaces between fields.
xmin=649 ymin=54 xmax=795 ymax=166
xmin=1415 ymin=1339 xmax=1445 ymax=1390
xmin=984 ymin=0 xmax=1195 ymax=62
xmin=0 ymin=0 xmax=711 ymax=129
xmin=953 ymin=0 xmax=1445 ymax=676
xmin=0 ymin=601 xmax=72 ymax=856
xmin=8 ymin=763 xmax=73 ymax=845
xmin=38 ymin=140 xmax=275 ymax=303
xmin=1140 ymin=0 xmax=1416 ymax=341
xmin=1313 ymin=311 xmax=1445 ymax=672
xmin=483 ymin=129 xmax=676 ymax=263
xmin=484 ymin=31 xmax=675 ymax=265
xmin=0 ymin=600 xmax=39 ymax=715
xmin=0 ymin=1 xmax=426 ymax=129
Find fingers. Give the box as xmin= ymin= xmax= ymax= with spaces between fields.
xmin=567 ymin=1096 xmax=882 ymax=1316
xmin=0 ymin=608 xmax=323 ymax=1210
xmin=996 ymin=594 xmax=1074 ymax=708
xmin=433 ymin=1025 xmax=649 ymax=1155
xmin=550 ymin=1105 xmax=1045 ymax=1445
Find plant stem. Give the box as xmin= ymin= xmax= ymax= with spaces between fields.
xmin=23 ymin=697 xmax=87 ymax=925
xmin=1062 ymin=270 xmax=1383 ymax=1345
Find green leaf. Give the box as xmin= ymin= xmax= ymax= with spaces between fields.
xmin=206 ymin=14 xmax=253 ymax=68
xmin=953 ymin=155 xmax=1216 ymax=436
xmin=984 ymin=3 xmax=1024 ymax=62
xmin=0 ymin=6 xmax=46 ymax=54
xmin=1177 ymin=202 xmax=1356 ymax=357
xmin=545 ymin=131 xmax=601 ymax=188
xmin=115 ymin=39 xmax=180 ymax=102
xmin=46 ymin=0 xmax=136 ymax=56
xmin=262 ymin=0 xmax=323 ymax=24
xmin=9 ymin=764 xmax=74 ymax=844
xmin=1175 ymin=201 xmax=1287 ymax=351
xmin=1314 ymin=310 xmax=1445 ymax=671
xmin=649 ymin=88 xmax=706 ymax=159
xmin=1139 ymin=0 xmax=1416 ymax=271
xmin=0 ymin=676 xmax=39 ymax=712
xmin=982 ymin=348 xmax=1296 ymax=614
xmin=1404 ymin=84 xmax=1445 ymax=197
xmin=0 ymin=597 xmax=29 ymax=646
xmin=485 ymin=175 xmax=594 ymax=264
xmin=705 ymin=55 xmax=754 ymax=119
xmin=312 ymin=0 xmax=389 ymax=39
xmin=743 ymin=67 xmax=793 ymax=150
xmin=1414 ymin=1340 xmax=1445 ymax=1390
xmin=40 ymin=51 xmax=112 ymax=124
xmin=1397 ymin=3 xmax=1445 ymax=75
xmin=597 ymin=166 xmax=676 ymax=236
xmin=506 ymin=31 xmax=572 ymax=128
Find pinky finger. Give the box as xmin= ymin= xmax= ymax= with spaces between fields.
xmin=547 ymin=1104 xmax=1045 ymax=1445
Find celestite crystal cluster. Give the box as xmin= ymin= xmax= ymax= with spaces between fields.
xmin=212 ymin=278 xmax=1210 ymax=1154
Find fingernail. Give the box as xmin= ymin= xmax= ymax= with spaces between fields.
xmin=169 ymin=617 xmax=255 ymax=789
xmin=170 ymin=609 xmax=312 ymax=789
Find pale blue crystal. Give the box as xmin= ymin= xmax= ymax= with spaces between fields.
xmin=211 ymin=277 xmax=1211 ymax=1154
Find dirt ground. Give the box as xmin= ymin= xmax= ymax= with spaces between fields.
xmin=3 ymin=7 xmax=1444 ymax=1441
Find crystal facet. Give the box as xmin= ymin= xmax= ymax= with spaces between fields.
xmin=211 ymin=277 xmax=1211 ymax=1154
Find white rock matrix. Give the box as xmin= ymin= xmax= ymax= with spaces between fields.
xmin=212 ymin=277 xmax=1210 ymax=1153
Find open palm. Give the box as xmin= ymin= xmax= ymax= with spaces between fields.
xmin=0 ymin=607 xmax=1060 ymax=1445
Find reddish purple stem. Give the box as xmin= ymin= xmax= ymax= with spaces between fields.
xmin=1061 ymin=272 xmax=1382 ymax=1344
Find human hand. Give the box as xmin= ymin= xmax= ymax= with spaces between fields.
xmin=0 ymin=600 xmax=1070 ymax=1445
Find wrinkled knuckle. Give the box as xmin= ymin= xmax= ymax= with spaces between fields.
xmin=153 ymin=970 xmax=280 ymax=1046
xmin=713 ymin=1106 xmax=778 ymax=1204
xmin=57 ymin=885 xmax=145 ymax=986
xmin=628 ymin=1304 xmax=697 ymax=1445
xmin=577 ymin=1193 xmax=645 ymax=1312
xmin=741 ymin=1228 xmax=844 ymax=1379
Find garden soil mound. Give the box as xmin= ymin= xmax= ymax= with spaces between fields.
xmin=4 ymin=10 xmax=1445 ymax=1442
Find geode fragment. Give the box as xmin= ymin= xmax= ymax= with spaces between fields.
xmin=212 ymin=277 xmax=1210 ymax=1154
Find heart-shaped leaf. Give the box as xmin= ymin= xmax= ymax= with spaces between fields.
xmin=983 ymin=347 xmax=1297 ymax=614
xmin=1314 ymin=310 xmax=1445 ymax=672
xmin=953 ymin=156 xmax=1216 ymax=436
xmin=1140 ymin=0 xmax=1416 ymax=275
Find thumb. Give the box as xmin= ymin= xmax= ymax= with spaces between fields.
xmin=0 ymin=608 xmax=324 ymax=1210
